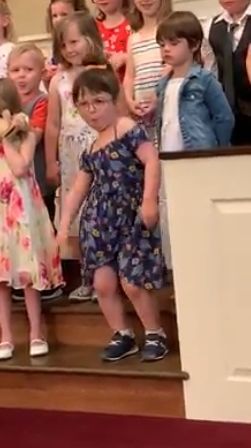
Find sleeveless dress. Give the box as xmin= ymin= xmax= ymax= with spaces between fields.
xmin=79 ymin=125 xmax=167 ymax=289
xmin=57 ymin=71 xmax=97 ymax=237
xmin=131 ymin=30 xmax=163 ymax=141
xmin=0 ymin=144 xmax=64 ymax=290
xmin=96 ymin=18 xmax=131 ymax=82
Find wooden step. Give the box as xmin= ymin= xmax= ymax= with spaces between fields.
xmin=12 ymin=288 xmax=178 ymax=349
xmin=0 ymin=344 xmax=187 ymax=417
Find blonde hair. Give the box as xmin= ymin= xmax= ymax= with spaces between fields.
xmin=8 ymin=43 xmax=45 ymax=70
xmin=129 ymin=0 xmax=171 ymax=32
xmin=46 ymin=0 xmax=89 ymax=33
xmin=0 ymin=0 xmax=15 ymax=41
xmin=53 ymin=11 xmax=105 ymax=69
xmin=0 ymin=78 xmax=22 ymax=115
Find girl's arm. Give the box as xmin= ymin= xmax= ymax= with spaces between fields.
xmin=123 ymin=36 xmax=137 ymax=112
xmin=3 ymin=132 xmax=36 ymax=178
xmin=246 ymin=44 xmax=251 ymax=84
xmin=45 ymin=74 xmax=61 ymax=185
xmin=136 ymin=141 xmax=160 ymax=229
xmin=58 ymin=170 xmax=92 ymax=237
xmin=136 ymin=142 xmax=160 ymax=202
xmin=204 ymin=74 xmax=235 ymax=146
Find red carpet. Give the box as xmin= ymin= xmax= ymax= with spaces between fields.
xmin=1 ymin=408 xmax=251 ymax=447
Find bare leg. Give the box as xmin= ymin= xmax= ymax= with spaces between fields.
xmin=0 ymin=283 xmax=12 ymax=343
xmin=121 ymin=279 xmax=161 ymax=331
xmin=24 ymin=287 xmax=43 ymax=341
xmin=94 ymin=266 xmax=130 ymax=332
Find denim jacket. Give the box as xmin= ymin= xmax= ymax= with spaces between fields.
xmin=156 ymin=64 xmax=235 ymax=150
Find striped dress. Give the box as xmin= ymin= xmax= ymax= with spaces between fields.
xmin=131 ymin=30 xmax=163 ymax=141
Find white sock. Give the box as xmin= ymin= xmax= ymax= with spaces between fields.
xmin=119 ymin=329 xmax=135 ymax=338
xmin=145 ymin=328 xmax=166 ymax=338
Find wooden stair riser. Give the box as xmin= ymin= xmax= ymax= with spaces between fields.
xmin=0 ymin=371 xmax=184 ymax=418
xmin=12 ymin=311 xmax=179 ymax=349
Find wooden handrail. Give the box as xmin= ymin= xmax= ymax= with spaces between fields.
xmin=159 ymin=146 xmax=251 ymax=160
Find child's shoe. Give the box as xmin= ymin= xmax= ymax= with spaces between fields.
xmin=30 ymin=339 xmax=49 ymax=357
xmin=101 ymin=332 xmax=139 ymax=362
xmin=0 ymin=342 xmax=14 ymax=360
xmin=69 ymin=285 xmax=92 ymax=302
xmin=141 ymin=334 xmax=169 ymax=362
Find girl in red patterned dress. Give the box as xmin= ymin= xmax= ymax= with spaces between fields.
xmin=94 ymin=0 xmax=131 ymax=82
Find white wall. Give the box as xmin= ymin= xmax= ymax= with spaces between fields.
xmin=173 ymin=0 xmax=220 ymax=19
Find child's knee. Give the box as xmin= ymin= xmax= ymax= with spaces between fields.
xmin=121 ymin=279 xmax=140 ymax=301
xmin=94 ymin=267 xmax=118 ymax=298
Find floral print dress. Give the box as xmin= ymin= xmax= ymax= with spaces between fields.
xmin=79 ymin=125 xmax=167 ymax=289
xmin=0 ymin=145 xmax=64 ymax=290
xmin=57 ymin=71 xmax=96 ymax=237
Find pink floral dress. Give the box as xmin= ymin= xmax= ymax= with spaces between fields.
xmin=0 ymin=144 xmax=64 ymax=290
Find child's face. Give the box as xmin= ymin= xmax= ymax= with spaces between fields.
xmin=77 ymin=89 xmax=115 ymax=131
xmin=51 ymin=1 xmax=74 ymax=28
xmin=134 ymin=0 xmax=161 ymax=18
xmin=219 ymin=0 xmax=250 ymax=16
xmin=61 ymin=22 xmax=90 ymax=67
xmin=94 ymin=0 xmax=123 ymax=15
xmin=8 ymin=52 xmax=44 ymax=97
xmin=160 ymin=38 xmax=193 ymax=67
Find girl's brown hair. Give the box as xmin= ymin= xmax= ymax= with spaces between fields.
xmin=46 ymin=0 xmax=89 ymax=33
xmin=72 ymin=64 xmax=120 ymax=104
xmin=129 ymin=0 xmax=171 ymax=32
xmin=53 ymin=11 xmax=105 ymax=68
xmin=0 ymin=0 xmax=15 ymax=41
xmin=156 ymin=11 xmax=203 ymax=65
xmin=94 ymin=0 xmax=130 ymax=22
xmin=0 ymin=78 xmax=22 ymax=115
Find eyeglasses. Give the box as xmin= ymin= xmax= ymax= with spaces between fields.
xmin=77 ymin=98 xmax=112 ymax=112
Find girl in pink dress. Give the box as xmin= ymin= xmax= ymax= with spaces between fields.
xmin=0 ymin=79 xmax=63 ymax=361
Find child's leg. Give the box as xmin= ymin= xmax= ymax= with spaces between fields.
xmin=24 ymin=287 xmax=43 ymax=341
xmin=0 ymin=283 xmax=12 ymax=343
xmin=24 ymin=287 xmax=48 ymax=356
xmin=121 ymin=279 xmax=168 ymax=361
xmin=121 ymin=280 xmax=161 ymax=330
xmin=94 ymin=266 xmax=138 ymax=361
xmin=94 ymin=266 xmax=129 ymax=332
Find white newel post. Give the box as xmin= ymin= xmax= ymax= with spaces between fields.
xmin=160 ymin=150 xmax=251 ymax=423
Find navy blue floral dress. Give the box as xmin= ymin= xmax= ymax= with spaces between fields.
xmin=79 ymin=125 xmax=168 ymax=290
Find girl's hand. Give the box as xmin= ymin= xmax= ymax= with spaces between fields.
xmin=57 ymin=225 xmax=68 ymax=247
xmin=46 ymin=161 xmax=60 ymax=187
xmin=140 ymin=198 xmax=159 ymax=229
xmin=43 ymin=62 xmax=58 ymax=84
xmin=128 ymin=97 xmax=157 ymax=118
xmin=12 ymin=113 xmax=29 ymax=133
xmin=109 ymin=52 xmax=126 ymax=71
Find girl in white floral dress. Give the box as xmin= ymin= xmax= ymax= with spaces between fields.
xmin=45 ymin=12 xmax=105 ymax=301
xmin=0 ymin=79 xmax=63 ymax=361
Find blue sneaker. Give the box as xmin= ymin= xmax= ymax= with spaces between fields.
xmin=141 ymin=334 xmax=169 ymax=362
xmin=101 ymin=332 xmax=139 ymax=362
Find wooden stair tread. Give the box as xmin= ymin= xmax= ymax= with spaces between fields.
xmin=13 ymin=287 xmax=176 ymax=316
xmin=0 ymin=344 xmax=188 ymax=380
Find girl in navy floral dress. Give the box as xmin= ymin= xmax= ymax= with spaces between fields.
xmin=58 ymin=65 xmax=168 ymax=362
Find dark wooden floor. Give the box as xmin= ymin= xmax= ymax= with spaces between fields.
xmin=0 ymin=263 xmax=186 ymax=417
